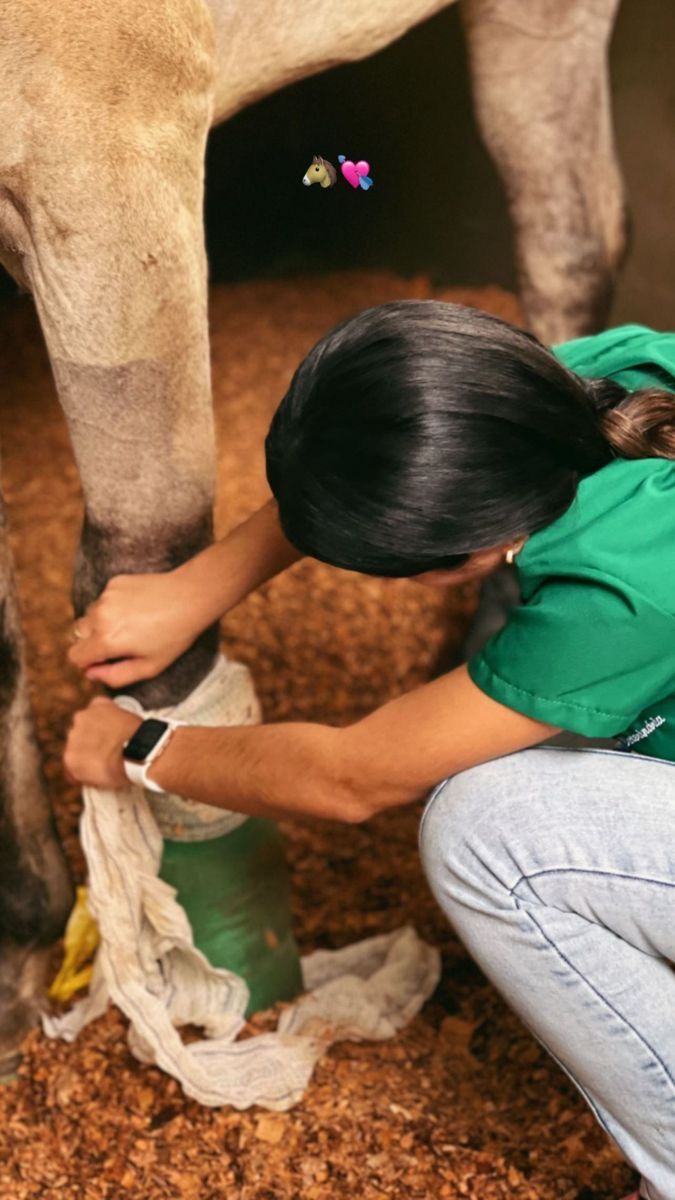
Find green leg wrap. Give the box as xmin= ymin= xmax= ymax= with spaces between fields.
xmin=159 ymin=818 xmax=303 ymax=1016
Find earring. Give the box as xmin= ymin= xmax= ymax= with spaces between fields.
xmin=505 ymin=542 xmax=523 ymax=565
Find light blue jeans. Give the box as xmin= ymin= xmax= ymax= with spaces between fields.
xmin=419 ymin=744 xmax=675 ymax=1200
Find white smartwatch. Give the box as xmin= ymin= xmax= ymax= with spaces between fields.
xmin=122 ymin=717 xmax=185 ymax=795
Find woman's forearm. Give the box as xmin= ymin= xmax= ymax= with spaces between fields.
xmin=146 ymin=721 xmax=370 ymax=823
xmin=174 ymin=499 xmax=302 ymax=631
xmin=67 ymin=657 xmax=557 ymax=812
xmin=143 ymin=665 xmax=555 ymax=826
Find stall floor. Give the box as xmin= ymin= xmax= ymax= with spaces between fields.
xmin=0 ymin=273 xmax=632 ymax=1200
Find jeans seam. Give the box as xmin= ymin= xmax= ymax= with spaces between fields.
xmin=510 ymin=866 xmax=675 ymax=897
xmin=515 ymin=900 xmax=675 ymax=1100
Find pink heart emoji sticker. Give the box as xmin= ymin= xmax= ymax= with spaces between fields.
xmin=340 ymin=159 xmax=370 ymax=188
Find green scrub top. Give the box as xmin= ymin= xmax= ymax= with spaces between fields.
xmin=468 ymin=325 xmax=675 ymax=763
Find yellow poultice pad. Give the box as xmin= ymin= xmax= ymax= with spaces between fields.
xmin=48 ymin=886 xmax=100 ymax=1003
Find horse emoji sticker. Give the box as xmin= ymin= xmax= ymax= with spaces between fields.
xmin=302 ymin=156 xmax=337 ymax=188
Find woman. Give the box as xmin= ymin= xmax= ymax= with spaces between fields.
xmin=65 ymin=302 xmax=675 ymax=1200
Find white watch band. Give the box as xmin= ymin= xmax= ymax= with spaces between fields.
xmin=123 ymin=719 xmax=186 ymax=795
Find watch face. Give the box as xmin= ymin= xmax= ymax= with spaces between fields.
xmin=123 ymin=718 xmax=170 ymax=763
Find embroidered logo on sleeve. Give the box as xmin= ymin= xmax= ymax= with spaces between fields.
xmin=616 ymin=714 xmax=666 ymax=750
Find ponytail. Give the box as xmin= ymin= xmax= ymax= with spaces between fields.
xmin=587 ymin=377 xmax=675 ymax=461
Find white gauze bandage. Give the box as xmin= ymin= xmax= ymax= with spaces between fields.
xmin=42 ymin=655 xmax=441 ymax=1111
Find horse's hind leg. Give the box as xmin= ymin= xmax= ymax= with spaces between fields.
xmin=0 ymin=481 xmax=72 ymax=1074
xmin=462 ymin=0 xmax=627 ymax=343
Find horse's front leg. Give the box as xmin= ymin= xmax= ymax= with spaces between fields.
xmin=461 ymin=0 xmax=628 ymax=343
xmin=12 ymin=7 xmax=220 ymax=708
xmin=0 ymin=1 xmax=220 ymax=1065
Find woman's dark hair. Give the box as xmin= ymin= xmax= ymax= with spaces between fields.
xmin=265 ymin=301 xmax=675 ymax=577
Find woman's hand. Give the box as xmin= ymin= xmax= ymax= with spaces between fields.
xmin=64 ymin=697 xmax=142 ymax=789
xmin=68 ymin=569 xmax=205 ymax=688
xmin=67 ymin=502 xmax=302 ymax=690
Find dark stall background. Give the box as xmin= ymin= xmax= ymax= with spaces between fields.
xmin=204 ymin=0 xmax=674 ymax=329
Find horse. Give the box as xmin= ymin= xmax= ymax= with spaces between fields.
xmin=0 ymin=0 xmax=625 ymax=1073
xmin=302 ymin=156 xmax=337 ymax=188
